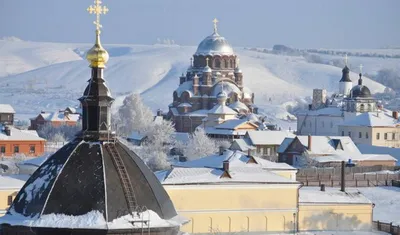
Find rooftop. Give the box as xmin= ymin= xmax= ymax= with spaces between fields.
xmin=246 ymin=130 xmax=295 ymax=145
xmin=300 ymin=187 xmax=372 ymax=205
xmin=340 ymin=111 xmax=400 ymax=127
xmin=0 ymin=104 xmax=16 ymax=114
xmin=0 ymin=124 xmax=45 ymax=141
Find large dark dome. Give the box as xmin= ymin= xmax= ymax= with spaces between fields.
xmin=350 ymin=85 xmax=371 ymax=98
xmin=1 ymin=139 xmax=180 ymax=234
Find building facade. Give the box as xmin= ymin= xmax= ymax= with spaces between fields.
xmin=0 ymin=104 xmax=15 ymax=126
xmin=29 ymin=107 xmax=80 ymax=130
xmin=168 ymin=20 xmax=256 ymax=133
xmin=0 ymin=125 xmax=46 ymax=157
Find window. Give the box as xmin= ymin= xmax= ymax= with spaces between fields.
xmin=359 ymin=132 xmax=362 ymax=138
xmin=384 ymin=133 xmax=388 ymax=140
xmin=29 ymin=145 xmax=35 ymax=154
xmin=348 ymin=132 xmax=351 ymax=137
xmin=0 ymin=145 xmax=5 ymax=154
xmin=393 ymin=133 xmax=396 ymax=140
xmin=341 ymin=131 xmax=344 ymax=136
xmin=366 ymin=132 xmax=369 ymax=139
xmin=377 ymin=133 xmax=380 ymax=140
xmin=215 ymin=59 xmax=221 ymax=68
xmin=224 ymin=60 xmax=228 ymax=68
xmin=360 ymin=104 xmax=365 ymax=112
xmin=13 ymin=145 xmax=19 ymax=153
xmin=230 ymin=60 xmax=234 ymax=68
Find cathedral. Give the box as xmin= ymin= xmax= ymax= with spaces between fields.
xmin=168 ymin=19 xmax=256 ymax=133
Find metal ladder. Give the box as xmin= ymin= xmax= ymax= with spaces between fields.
xmin=105 ymin=144 xmax=138 ymax=214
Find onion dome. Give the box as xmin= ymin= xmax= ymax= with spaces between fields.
xmin=234 ymin=66 xmax=242 ymax=74
xmin=86 ymin=31 xmax=109 ymax=68
xmin=195 ymin=33 xmax=234 ymax=56
xmin=340 ymin=65 xmax=351 ymax=82
xmin=229 ymin=100 xmax=249 ymax=112
xmin=203 ymin=65 xmax=212 ymax=73
xmin=217 ymin=91 xmax=228 ymax=104
xmin=350 ymin=73 xmax=371 ymax=98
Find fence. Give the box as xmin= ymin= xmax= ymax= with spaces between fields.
xmin=302 ymin=179 xmax=399 ymax=187
xmin=298 ymin=165 xmax=400 ymax=176
xmin=373 ymin=221 xmax=400 ymax=235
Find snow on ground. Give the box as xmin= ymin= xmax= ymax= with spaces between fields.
xmin=0 ymin=40 xmax=395 ymax=129
xmin=357 ymin=187 xmax=400 ymax=226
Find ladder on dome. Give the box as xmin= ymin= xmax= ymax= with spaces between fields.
xmin=105 ymin=144 xmax=138 ymax=214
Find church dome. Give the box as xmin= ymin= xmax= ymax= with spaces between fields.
xmin=195 ymin=33 xmax=234 ymax=56
xmin=340 ymin=65 xmax=351 ymax=82
xmin=86 ymin=32 xmax=109 ymax=68
xmin=351 ymin=85 xmax=371 ymax=98
xmin=212 ymin=81 xmax=241 ymax=97
xmin=2 ymin=140 xmax=180 ymax=232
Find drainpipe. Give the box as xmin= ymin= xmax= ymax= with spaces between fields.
xmin=341 ymin=161 xmax=345 ymax=192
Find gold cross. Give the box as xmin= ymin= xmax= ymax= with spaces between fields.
xmin=359 ymin=64 xmax=363 ymax=74
xmin=87 ymin=0 xmax=109 ymax=33
xmin=344 ymin=54 xmax=348 ymax=66
xmin=206 ymin=57 xmax=210 ymax=66
xmin=213 ymin=18 xmax=219 ymax=34
xmin=236 ymin=58 xmax=240 ymax=68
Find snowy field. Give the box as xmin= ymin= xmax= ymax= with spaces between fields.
xmin=357 ymin=187 xmax=400 ymax=226
xmin=1 ymin=39 xmax=398 ymax=130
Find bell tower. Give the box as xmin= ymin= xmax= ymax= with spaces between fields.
xmin=78 ymin=0 xmax=114 ymax=140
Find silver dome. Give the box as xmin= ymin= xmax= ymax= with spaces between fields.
xmin=195 ymin=33 xmax=234 ymax=55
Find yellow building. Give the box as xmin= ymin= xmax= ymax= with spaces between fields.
xmin=338 ymin=111 xmax=400 ymax=148
xmin=157 ymin=150 xmax=374 ymax=234
xmin=0 ymin=175 xmax=28 ymax=216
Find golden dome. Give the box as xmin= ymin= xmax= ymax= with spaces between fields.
xmin=86 ymin=31 xmax=109 ymax=68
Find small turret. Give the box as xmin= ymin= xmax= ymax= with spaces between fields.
xmin=339 ymin=55 xmax=352 ymax=96
xmin=193 ymin=73 xmax=199 ymax=95
xmin=234 ymin=58 xmax=243 ymax=87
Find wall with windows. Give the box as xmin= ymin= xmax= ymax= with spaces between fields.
xmin=371 ymin=127 xmax=400 ymax=148
xmin=0 ymin=140 xmax=46 ymax=157
xmin=297 ymin=114 xmax=343 ymax=136
xmin=337 ymin=125 xmax=372 ymax=145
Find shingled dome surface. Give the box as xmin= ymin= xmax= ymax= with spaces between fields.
xmin=1 ymin=140 xmax=180 ymax=233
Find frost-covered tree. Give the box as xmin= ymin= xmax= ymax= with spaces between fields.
xmin=37 ymin=123 xmax=81 ymax=142
xmin=179 ymin=129 xmax=219 ymax=160
xmin=295 ymin=154 xmax=317 ymax=168
xmin=114 ymin=94 xmax=153 ymax=137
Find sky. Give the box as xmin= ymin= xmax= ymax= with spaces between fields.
xmin=0 ymin=0 xmax=399 ymax=49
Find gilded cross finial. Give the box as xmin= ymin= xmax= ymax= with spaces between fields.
xmin=87 ymin=0 xmax=109 ymax=34
xmin=213 ymin=18 xmax=219 ymax=34
xmin=344 ymin=54 xmax=348 ymax=66
xmin=206 ymin=57 xmax=210 ymax=66
xmin=359 ymin=64 xmax=363 ymax=74
xmin=236 ymin=58 xmax=240 ymax=68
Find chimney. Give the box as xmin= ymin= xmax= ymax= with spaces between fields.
xmin=247 ymin=149 xmax=251 ymax=156
xmin=340 ymin=161 xmax=345 ymax=192
xmin=41 ymin=110 xmax=46 ymax=114
xmin=307 ymin=135 xmax=312 ymax=151
xmin=393 ymin=111 xmax=399 ymax=120
xmin=320 ymin=184 xmax=325 ymax=192
xmin=223 ymin=160 xmax=229 ymax=172
xmin=219 ymin=146 xmax=225 ymax=155
xmin=4 ymin=126 xmax=11 ymax=136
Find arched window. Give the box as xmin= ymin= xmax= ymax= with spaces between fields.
xmin=360 ymin=104 xmax=365 ymax=112
xmin=230 ymin=60 xmax=234 ymax=68
xmin=368 ymin=103 xmax=372 ymax=111
xmin=224 ymin=60 xmax=228 ymax=68
xmin=215 ymin=59 xmax=221 ymax=68
xmin=366 ymin=132 xmax=369 ymax=139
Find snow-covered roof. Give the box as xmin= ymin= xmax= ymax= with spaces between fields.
xmin=153 ymin=115 xmax=163 ymax=125
xmin=340 ymin=111 xmax=400 ymax=127
xmin=203 ymin=127 xmax=248 ymax=136
xmin=184 ymin=109 xmax=208 ymax=117
xmin=230 ymin=138 xmax=255 ymax=151
xmin=0 ymin=125 xmax=45 ymax=141
xmin=214 ymin=119 xmax=257 ymax=130
xmin=1 ymin=209 xmax=182 ymax=229
xmin=297 ymin=107 xmax=343 ymax=117
xmin=229 ymin=101 xmax=249 ymax=112
xmin=278 ymin=136 xmax=361 ymax=156
xmin=17 ymin=154 xmax=52 ymax=167
xmin=311 ymin=154 xmax=397 ymax=163
xmin=33 ymin=111 xmax=80 ymax=122
xmin=0 ymin=104 xmax=16 ymax=114
xmin=178 ymin=103 xmax=192 ymax=108
xmin=156 ymin=167 xmax=297 ymax=185
xmin=357 ymin=143 xmax=400 ymax=164
xmin=246 ymin=130 xmax=295 ymax=146
xmin=175 ymin=81 xmax=193 ymax=97
xmin=127 ymin=131 xmax=146 ymax=141
xmin=299 ymin=187 xmax=372 ymax=205
xmin=208 ymin=103 xmax=237 ymax=115
xmin=173 ymin=149 xmax=296 ymax=170
xmin=171 ymin=132 xmax=190 ymax=144
xmin=0 ymin=175 xmax=30 ymax=190
xmin=211 ymin=81 xmax=241 ymax=97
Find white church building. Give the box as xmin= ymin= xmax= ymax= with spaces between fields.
xmin=296 ymin=63 xmax=384 ymax=137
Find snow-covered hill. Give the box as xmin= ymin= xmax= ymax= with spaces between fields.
xmin=0 ymin=40 xmax=394 ymax=128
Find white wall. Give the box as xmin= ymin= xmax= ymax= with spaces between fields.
xmin=297 ymin=114 xmax=344 ymax=136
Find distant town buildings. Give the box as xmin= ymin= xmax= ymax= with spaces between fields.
xmin=168 ymin=20 xmax=257 ymax=133
xmin=29 ymin=107 xmax=81 ymax=130
xmin=0 ymin=104 xmax=15 ymax=125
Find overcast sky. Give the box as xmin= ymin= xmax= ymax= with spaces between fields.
xmin=0 ymin=0 xmax=399 ymax=49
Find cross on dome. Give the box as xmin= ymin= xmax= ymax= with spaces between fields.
xmin=359 ymin=64 xmax=363 ymax=74
xmin=344 ymin=54 xmax=348 ymax=66
xmin=213 ymin=18 xmax=219 ymax=34
xmin=87 ymin=0 xmax=109 ymax=34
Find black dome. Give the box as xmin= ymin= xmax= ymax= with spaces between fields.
xmin=351 ymin=85 xmax=372 ymax=98
xmin=3 ymin=139 xmax=178 ymax=230
xmin=340 ymin=65 xmax=351 ymax=82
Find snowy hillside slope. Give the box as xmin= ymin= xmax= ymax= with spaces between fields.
xmin=0 ymin=40 xmax=392 ymax=127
